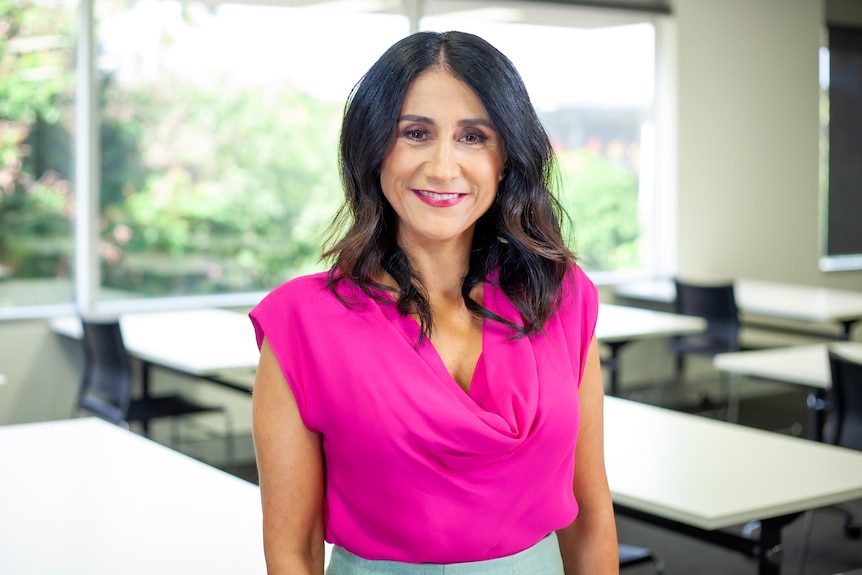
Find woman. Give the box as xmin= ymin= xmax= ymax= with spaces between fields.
xmin=251 ymin=31 xmax=618 ymax=574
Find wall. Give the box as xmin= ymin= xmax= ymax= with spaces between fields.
xmin=673 ymin=0 xmax=862 ymax=290
xmin=0 ymin=320 xmax=79 ymax=425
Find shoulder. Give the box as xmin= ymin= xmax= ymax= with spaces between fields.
xmin=250 ymin=271 xmax=335 ymax=329
xmin=262 ymin=270 xmax=330 ymax=303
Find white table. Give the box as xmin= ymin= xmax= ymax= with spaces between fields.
xmin=615 ymin=278 xmax=862 ymax=340
xmin=596 ymin=303 xmax=707 ymax=396
xmin=0 ymin=417 xmax=266 ymax=574
xmin=713 ymin=342 xmax=862 ymax=437
xmin=605 ymin=396 xmax=862 ymax=575
xmin=51 ymin=309 xmax=260 ymax=394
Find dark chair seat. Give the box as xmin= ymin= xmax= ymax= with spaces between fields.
xmin=126 ymin=394 xmax=223 ymax=422
xmin=619 ymin=542 xmax=664 ymax=573
xmin=668 ymin=334 xmax=732 ymax=356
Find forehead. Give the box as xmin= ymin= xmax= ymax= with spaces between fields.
xmin=400 ymin=69 xmax=489 ymax=117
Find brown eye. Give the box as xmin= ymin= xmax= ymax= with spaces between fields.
xmin=403 ymin=128 xmax=428 ymax=141
xmin=461 ymin=131 xmax=487 ymax=144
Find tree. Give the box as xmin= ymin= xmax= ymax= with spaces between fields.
xmin=0 ymin=0 xmax=75 ymax=279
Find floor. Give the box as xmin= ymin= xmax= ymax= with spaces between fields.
xmin=166 ymin=378 xmax=862 ymax=575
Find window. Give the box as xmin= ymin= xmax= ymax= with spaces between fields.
xmin=1 ymin=0 xmax=668 ymax=318
xmin=0 ymin=0 xmax=76 ymax=312
xmin=820 ymin=24 xmax=862 ymax=271
xmin=94 ymin=0 xmax=408 ymax=303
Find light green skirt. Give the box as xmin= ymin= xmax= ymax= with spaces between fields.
xmin=326 ymin=532 xmax=564 ymax=575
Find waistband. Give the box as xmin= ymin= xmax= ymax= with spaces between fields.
xmin=326 ymin=532 xmax=564 ymax=575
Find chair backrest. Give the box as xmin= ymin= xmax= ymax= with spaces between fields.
xmin=673 ymin=278 xmax=740 ymax=350
xmin=78 ymin=317 xmax=133 ymax=425
xmin=827 ymin=349 xmax=862 ymax=451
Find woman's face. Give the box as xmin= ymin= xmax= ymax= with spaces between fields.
xmin=380 ymin=68 xmax=506 ymax=253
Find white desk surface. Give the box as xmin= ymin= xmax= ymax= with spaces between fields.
xmin=0 ymin=417 xmax=266 ymax=575
xmin=615 ymin=278 xmax=862 ymax=324
xmin=10 ymin=407 xmax=862 ymax=571
xmin=605 ymin=396 xmax=862 ymax=531
xmin=597 ymin=303 xmax=706 ymax=343
xmin=713 ymin=342 xmax=862 ymax=390
xmin=51 ymin=308 xmax=260 ymax=376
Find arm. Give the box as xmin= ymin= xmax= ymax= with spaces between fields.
xmin=557 ymin=336 xmax=619 ymax=574
xmin=252 ymin=338 xmax=326 ymax=575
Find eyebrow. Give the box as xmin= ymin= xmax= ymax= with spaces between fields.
xmin=398 ymin=114 xmax=496 ymax=129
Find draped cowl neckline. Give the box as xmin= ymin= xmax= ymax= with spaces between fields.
xmin=371 ymin=276 xmax=540 ymax=444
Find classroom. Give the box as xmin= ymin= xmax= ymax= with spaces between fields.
xmin=2 ymin=1 xmax=862 ymax=573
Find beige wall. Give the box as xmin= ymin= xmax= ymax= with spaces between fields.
xmin=2 ymin=0 xmax=862 ymax=424
xmin=0 ymin=320 xmax=79 ymax=425
xmin=673 ymin=0 xmax=862 ymax=290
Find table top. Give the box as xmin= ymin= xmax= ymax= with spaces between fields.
xmin=596 ymin=303 xmax=706 ymax=343
xmin=0 ymin=417 xmax=266 ymax=575
xmin=615 ymin=278 xmax=862 ymax=324
xmin=605 ymin=396 xmax=862 ymax=530
xmin=51 ymin=308 xmax=261 ymax=376
xmin=8 ymin=405 xmax=862 ymax=569
xmin=713 ymin=342 xmax=862 ymax=389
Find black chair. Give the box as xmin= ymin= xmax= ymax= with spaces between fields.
xmin=77 ymin=315 xmax=234 ymax=465
xmin=825 ymin=348 xmax=862 ymax=451
xmin=797 ymin=348 xmax=862 ymax=573
xmin=619 ymin=542 xmax=664 ymax=573
xmin=667 ymin=278 xmax=741 ymax=408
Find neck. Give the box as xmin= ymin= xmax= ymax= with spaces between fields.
xmin=403 ymin=241 xmax=471 ymax=301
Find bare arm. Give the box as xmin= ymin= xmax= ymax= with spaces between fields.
xmin=557 ymin=336 xmax=619 ymax=574
xmin=252 ymin=338 xmax=326 ymax=575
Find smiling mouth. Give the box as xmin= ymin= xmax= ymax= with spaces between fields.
xmin=415 ymin=190 xmax=462 ymax=200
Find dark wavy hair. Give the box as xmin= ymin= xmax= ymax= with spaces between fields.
xmin=322 ymin=30 xmax=575 ymax=338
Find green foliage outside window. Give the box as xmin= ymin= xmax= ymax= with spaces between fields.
xmin=0 ymin=0 xmax=75 ymax=281
xmin=557 ymin=148 xmax=641 ymax=272
xmin=98 ymin=74 xmax=343 ymax=295
xmin=2 ymin=0 xmax=643 ymax=303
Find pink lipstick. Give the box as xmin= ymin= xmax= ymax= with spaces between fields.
xmin=413 ymin=189 xmax=465 ymax=207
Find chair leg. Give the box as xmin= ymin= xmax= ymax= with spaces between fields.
xmin=674 ymin=354 xmax=685 ymax=386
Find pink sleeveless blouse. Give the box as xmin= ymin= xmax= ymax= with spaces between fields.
xmin=249 ymin=264 xmax=598 ymax=564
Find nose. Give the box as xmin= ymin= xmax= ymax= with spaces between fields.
xmin=424 ymin=139 xmax=460 ymax=183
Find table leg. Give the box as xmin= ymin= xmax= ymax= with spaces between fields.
xmin=603 ymin=341 xmax=628 ymax=397
xmin=839 ymin=320 xmax=857 ymax=341
xmin=757 ymin=515 xmax=798 ymax=575
xmin=141 ymin=362 xmax=152 ymax=437
xmin=806 ymin=390 xmax=828 ymax=442
xmin=726 ymin=372 xmax=742 ymax=423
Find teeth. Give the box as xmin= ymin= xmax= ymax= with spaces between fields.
xmin=418 ymin=190 xmax=459 ymax=200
